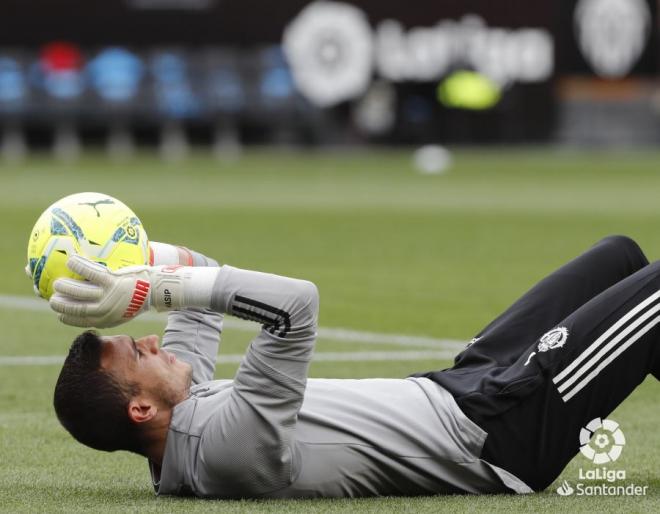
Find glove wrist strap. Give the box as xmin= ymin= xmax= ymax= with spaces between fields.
xmin=150 ymin=266 xmax=219 ymax=311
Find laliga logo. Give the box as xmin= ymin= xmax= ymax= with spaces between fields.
xmin=284 ymin=1 xmax=553 ymax=107
xmin=556 ymin=417 xmax=648 ymax=497
xmin=579 ymin=418 xmax=626 ymax=464
xmin=283 ymin=1 xmax=373 ymax=108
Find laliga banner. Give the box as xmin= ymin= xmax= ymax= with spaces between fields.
xmin=280 ymin=0 xmax=657 ymax=108
xmin=283 ymin=2 xmax=554 ymax=107
xmin=0 ymin=0 xmax=656 ymax=143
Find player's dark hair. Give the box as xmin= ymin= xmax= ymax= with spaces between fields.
xmin=53 ymin=331 xmax=142 ymax=454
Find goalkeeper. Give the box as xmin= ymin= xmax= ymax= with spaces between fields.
xmin=50 ymin=236 xmax=658 ymax=498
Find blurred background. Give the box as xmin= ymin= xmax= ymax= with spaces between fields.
xmin=0 ymin=0 xmax=657 ymax=160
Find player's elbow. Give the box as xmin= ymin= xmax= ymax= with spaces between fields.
xmin=275 ymin=279 xmax=319 ymax=341
xmin=296 ymin=280 xmax=319 ymax=327
xmin=265 ymin=279 xmax=318 ymax=342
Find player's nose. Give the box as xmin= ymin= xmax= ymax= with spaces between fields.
xmin=137 ymin=334 xmax=160 ymax=354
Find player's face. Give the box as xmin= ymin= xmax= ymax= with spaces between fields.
xmin=99 ymin=334 xmax=192 ymax=408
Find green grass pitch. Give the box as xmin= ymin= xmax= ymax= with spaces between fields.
xmin=0 ymin=148 xmax=658 ymax=513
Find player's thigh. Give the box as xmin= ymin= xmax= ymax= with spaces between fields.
xmin=463 ymin=235 xmax=648 ymax=367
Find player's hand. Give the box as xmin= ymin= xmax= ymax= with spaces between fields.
xmin=49 ymin=254 xmax=208 ymax=328
xmin=49 ymin=255 xmax=156 ymax=328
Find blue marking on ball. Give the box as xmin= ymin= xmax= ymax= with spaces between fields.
xmin=111 ymin=227 xmax=126 ymax=242
xmin=28 ymin=257 xmax=38 ymax=276
xmin=50 ymin=218 xmax=67 ymax=236
xmin=33 ymin=256 xmax=46 ymax=290
xmin=52 ymin=208 xmax=85 ymax=243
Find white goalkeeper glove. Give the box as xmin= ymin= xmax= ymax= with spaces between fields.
xmin=49 ymin=254 xmax=218 ymax=328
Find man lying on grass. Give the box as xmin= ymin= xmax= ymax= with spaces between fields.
xmin=49 ymin=236 xmax=658 ymax=498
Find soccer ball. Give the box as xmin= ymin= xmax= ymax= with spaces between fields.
xmin=26 ymin=192 xmax=149 ymax=300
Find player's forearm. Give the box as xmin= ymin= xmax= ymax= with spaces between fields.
xmin=156 ymin=265 xmax=319 ymax=339
xmin=211 ymin=266 xmax=319 ymax=345
xmin=161 ymin=308 xmax=223 ymax=385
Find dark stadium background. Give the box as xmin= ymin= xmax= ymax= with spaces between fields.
xmin=0 ymin=0 xmax=657 ymax=150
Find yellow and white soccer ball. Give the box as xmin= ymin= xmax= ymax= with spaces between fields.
xmin=26 ymin=192 xmax=149 ymax=300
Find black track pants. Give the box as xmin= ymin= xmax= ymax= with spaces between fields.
xmin=413 ymin=236 xmax=658 ymax=490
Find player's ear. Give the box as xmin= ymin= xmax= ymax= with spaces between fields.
xmin=127 ymin=398 xmax=158 ymax=425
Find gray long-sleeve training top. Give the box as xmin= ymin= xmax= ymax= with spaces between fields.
xmin=150 ymin=265 xmax=532 ymax=498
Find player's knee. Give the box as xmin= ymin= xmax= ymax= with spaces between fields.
xmin=598 ymin=234 xmax=638 ymax=251
xmin=598 ymin=235 xmax=647 ymax=265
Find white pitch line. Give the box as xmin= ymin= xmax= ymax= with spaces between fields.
xmin=0 ymin=294 xmax=466 ymax=350
xmin=0 ymin=351 xmax=455 ymax=366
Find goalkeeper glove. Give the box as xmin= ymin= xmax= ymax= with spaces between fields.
xmin=49 ymin=254 xmax=218 ymax=328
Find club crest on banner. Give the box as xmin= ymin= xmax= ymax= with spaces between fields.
xmin=574 ymin=0 xmax=651 ymax=78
